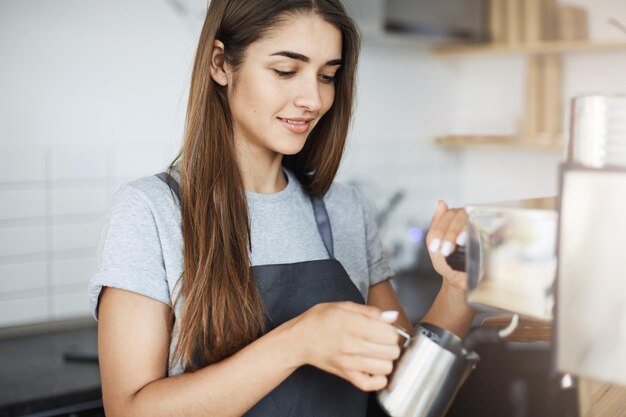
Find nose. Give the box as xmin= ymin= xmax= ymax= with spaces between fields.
xmin=293 ymin=75 xmax=323 ymax=112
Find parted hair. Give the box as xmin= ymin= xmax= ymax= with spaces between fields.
xmin=169 ymin=0 xmax=360 ymax=370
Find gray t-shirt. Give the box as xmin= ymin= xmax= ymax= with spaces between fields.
xmin=88 ymin=167 xmax=394 ymax=375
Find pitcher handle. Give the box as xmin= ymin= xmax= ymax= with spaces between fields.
xmin=394 ymin=325 xmax=412 ymax=348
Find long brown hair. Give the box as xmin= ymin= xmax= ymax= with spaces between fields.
xmin=170 ymin=0 xmax=360 ymax=371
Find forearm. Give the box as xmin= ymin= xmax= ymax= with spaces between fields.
xmin=367 ymin=280 xmax=414 ymax=335
xmin=117 ymin=323 xmax=301 ymax=417
xmin=421 ymin=282 xmax=475 ymax=338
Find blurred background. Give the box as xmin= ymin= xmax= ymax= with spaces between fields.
xmin=1 ymin=0 xmax=626 ymax=415
xmin=2 ymin=0 xmax=626 ymax=328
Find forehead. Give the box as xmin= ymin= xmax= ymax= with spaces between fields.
xmin=251 ymin=13 xmax=342 ymax=62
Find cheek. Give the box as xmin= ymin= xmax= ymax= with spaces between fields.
xmin=231 ymin=71 xmax=270 ymax=104
xmin=248 ymin=81 xmax=285 ymax=114
xmin=320 ymin=86 xmax=336 ymax=113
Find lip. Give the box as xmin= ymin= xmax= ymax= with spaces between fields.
xmin=278 ymin=117 xmax=314 ymax=134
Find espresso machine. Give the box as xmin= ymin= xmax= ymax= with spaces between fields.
xmin=377 ymin=94 xmax=626 ymax=417
xmin=557 ymin=95 xmax=626 ymax=389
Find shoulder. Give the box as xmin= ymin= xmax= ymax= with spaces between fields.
xmin=110 ymin=174 xmax=178 ymax=216
xmin=326 ymin=180 xmax=357 ymax=203
xmin=325 ymin=180 xmax=375 ymax=218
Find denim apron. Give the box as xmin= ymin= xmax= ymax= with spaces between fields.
xmin=156 ymin=172 xmax=368 ymax=417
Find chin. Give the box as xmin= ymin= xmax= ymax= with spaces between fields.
xmin=280 ymin=147 xmax=306 ymax=156
xmin=275 ymin=139 xmax=307 ymax=156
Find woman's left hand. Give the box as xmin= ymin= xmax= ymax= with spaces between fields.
xmin=426 ymin=200 xmax=468 ymax=291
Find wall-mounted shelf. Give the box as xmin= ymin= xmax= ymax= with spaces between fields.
xmin=432 ymin=40 xmax=626 ymax=57
xmin=435 ymin=135 xmax=564 ymax=150
xmin=433 ymin=40 xmax=626 ymax=150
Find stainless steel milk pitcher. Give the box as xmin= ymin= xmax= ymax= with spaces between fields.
xmin=377 ymin=324 xmax=480 ymax=417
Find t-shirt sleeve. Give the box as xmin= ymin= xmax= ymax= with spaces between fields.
xmin=353 ymin=187 xmax=395 ymax=287
xmin=88 ymin=184 xmax=171 ymax=320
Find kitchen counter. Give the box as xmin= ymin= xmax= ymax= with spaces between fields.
xmin=0 ymin=318 xmax=102 ymax=417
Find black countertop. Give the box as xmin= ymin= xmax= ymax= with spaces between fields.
xmin=0 ymin=318 xmax=102 ymax=416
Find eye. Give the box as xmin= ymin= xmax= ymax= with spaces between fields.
xmin=319 ymin=74 xmax=336 ymax=84
xmin=273 ymin=69 xmax=295 ymax=79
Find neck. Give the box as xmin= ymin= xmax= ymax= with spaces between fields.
xmin=235 ymin=139 xmax=287 ymax=194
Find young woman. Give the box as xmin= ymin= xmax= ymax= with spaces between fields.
xmin=89 ymin=1 xmax=474 ymax=416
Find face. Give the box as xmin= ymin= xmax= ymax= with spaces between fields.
xmin=221 ymin=13 xmax=342 ymax=162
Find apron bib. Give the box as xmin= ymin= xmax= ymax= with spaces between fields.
xmin=156 ymin=172 xmax=368 ymax=417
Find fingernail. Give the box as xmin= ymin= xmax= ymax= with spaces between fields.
xmin=440 ymin=241 xmax=453 ymax=256
xmin=428 ymin=238 xmax=441 ymax=253
xmin=381 ymin=310 xmax=399 ymax=322
xmin=456 ymin=231 xmax=468 ymax=246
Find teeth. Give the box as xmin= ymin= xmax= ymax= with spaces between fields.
xmin=283 ymin=119 xmax=306 ymax=125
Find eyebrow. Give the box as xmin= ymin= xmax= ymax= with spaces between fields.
xmin=270 ymin=51 xmax=342 ymax=66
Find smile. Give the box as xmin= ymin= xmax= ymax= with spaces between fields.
xmin=278 ymin=117 xmax=313 ymax=134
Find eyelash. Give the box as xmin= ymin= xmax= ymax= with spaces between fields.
xmin=273 ymin=69 xmax=336 ymax=84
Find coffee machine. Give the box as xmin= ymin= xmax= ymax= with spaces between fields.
xmin=377 ymin=94 xmax=626 ymax=417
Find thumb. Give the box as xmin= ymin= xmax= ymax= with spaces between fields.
xmin=431 ymin=199 xmax=449 ymax=224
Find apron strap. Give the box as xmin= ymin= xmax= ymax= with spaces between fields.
xmin=155 ymin=172 xmax=334 ymax=258
xmin=310 ymin=198 xmax=334 ymax=259
xmin=156 ymin=172 xmax=181 ymax=202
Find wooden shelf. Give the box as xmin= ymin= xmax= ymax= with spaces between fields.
xmin=432 ymin=40 xmax=626 ymax=57
xmin=435 ymin=135 xmax=565 ymax=150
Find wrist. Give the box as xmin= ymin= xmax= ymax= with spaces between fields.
xmin=422 ymin=281 xmax=476 ymax=338
xmin=440 ymin=282 xmax=475 ymax=315
xmin=439 ymin=278 xmax=468 ymax=297
xmin=273 ymin=316 xmax=308 ymax=370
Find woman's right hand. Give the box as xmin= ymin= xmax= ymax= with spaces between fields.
xmin=287 ymin=301 xmax=402 ymax=392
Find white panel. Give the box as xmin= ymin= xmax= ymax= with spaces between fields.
xmin=51 ymin=187 xmax=108 ymax=216
xmin=0 ymin=225 xmax=47 ymax=256
xmin=0 ymin=151 xmax=47 ymax=183
xmin=52 ymin=222 xmax=100 ymax=252
xmin=558 ymin=170 xmax=626 ymax=386
xmin=0 ymin=261 xmax=47 ymax=293
xmin=52 ymin=257 xmax=96 ymax=287
xmin=0 ymin=189 xmax=46 ymax=219
xmin=0 ymin=295 xmax=49 ymax=327
xmin=50 ymin=148 xmax=107 ymax=180
xmin=51 ymin=290 xmax=91 ymax=320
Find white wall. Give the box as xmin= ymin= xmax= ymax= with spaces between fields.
xmin=0 ymin=0 xmax=199 ymax=326
xmin=1 ymin=0 xmax=626 ymax=326
xmin=337 ymin=41 xmax=464 ymax=270
xmin=0 ymin=0 xmax=198 ymax=148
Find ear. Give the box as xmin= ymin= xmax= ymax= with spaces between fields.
xmin=210 ymin=40 xmax=229 ymax=86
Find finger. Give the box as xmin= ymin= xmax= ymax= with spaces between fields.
xmin=380 ymin=310 xmax=399 ymax=324
xmin=337 ymin=303 xmax=401 ymax=327
xmin=343 ymin=356 xmax=394 ymax=376
xmin=427 ymin=209 xmax=456 ymax=253
xmin=345 ymin=370 xmax=388 ymax=392
xmin=348 ymin=340 xmax=402 ymax=361
xmin=430 ymin=200 xmax=448 ymax=225
xmin=456 ymin=229 xmax=468 ymax=247
xmin=440 ymin=210 xmax=468 ymax=256
xmin=336 ymin=302 xmax=382 ymax=320
xmin=355 ymin=320 xmax=400 ymax=345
